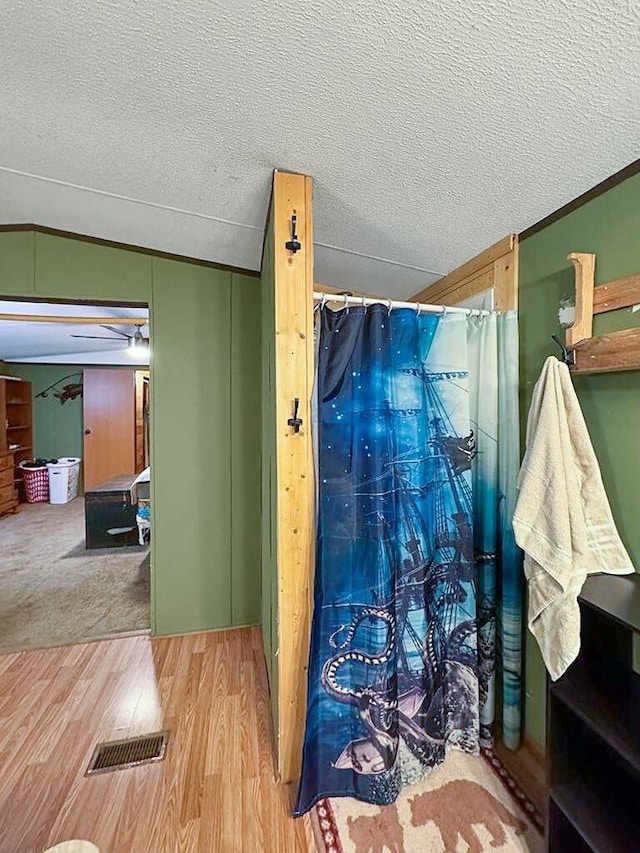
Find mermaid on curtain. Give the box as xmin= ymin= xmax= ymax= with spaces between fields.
xmin=295 ymin=302 xmax=522 ymax=815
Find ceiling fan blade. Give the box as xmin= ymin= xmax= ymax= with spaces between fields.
xmin=101 ymin=324 xmax=132 ymax=338
xmin=70 ymin=334 xmax=125 ymax=340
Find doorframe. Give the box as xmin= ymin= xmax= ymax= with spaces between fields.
xmin=0 ymin=293 xmax=153 ymax=624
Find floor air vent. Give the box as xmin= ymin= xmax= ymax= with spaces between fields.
xmin=86 ymin=730 xmax=169 ymax=775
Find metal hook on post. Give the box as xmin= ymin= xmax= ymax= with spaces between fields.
xmin=288 ymin=397 xmax=303 ymax=433
xmin=285 ymin=214 xmax=302 ymax=253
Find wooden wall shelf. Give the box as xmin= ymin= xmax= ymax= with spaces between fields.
xmin=565 ymin=252 xmax=640 ymax=374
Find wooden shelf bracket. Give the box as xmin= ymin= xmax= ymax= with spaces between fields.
xmin=564 ymin=252 xmax=640 ymax=374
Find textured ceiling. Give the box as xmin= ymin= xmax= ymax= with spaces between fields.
xmin=1 ymin=1 xmax=639 ymax=297
xmin=0 ymin=300 xmax=149 ymax=364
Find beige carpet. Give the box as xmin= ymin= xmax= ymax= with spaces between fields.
xmin=0 ymin=498 xmax=149 ymax=654
xmin=312 ymin=749 xmax=544 ymax=853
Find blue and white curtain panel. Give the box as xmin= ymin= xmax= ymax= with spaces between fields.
xmin=295 ymin=304 xmax=522 ymax=815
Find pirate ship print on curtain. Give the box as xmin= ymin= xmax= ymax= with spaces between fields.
xmin=295 ymin=304 xmax=522 ymax=815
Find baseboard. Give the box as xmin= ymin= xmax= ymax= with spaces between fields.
xmin=151 ymin=622 xmax=260 ymax=639
xmin=523 ymin=734 xmax=545 ymax=765
xmin=493 ymin=734 xmax=546 ymax=819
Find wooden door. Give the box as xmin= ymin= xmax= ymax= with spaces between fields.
xmin=83 ymin=369 xmax=136 ymax=490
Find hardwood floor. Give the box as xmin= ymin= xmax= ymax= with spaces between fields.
xmin=0 ymin=627 xmax=314 ymax=853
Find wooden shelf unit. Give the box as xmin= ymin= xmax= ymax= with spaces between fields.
xmin=547 ymin=574 xmax=640 ymax=852
xmin=565 ymin=252 xmax=640 ymax=374
xmin=0 ymin=377 xmax=33 ymax=507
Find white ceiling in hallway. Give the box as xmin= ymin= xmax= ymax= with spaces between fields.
xmin=1 ymin=0 xmax=639 ymax=297
xmin=0 ymin=300 xmax=149 ymax=364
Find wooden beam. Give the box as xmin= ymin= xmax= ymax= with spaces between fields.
xmin=410 ymin=235 xmax=515 ymax=304
xmin=409 ymin=235 xmax=519 ymax=311
xmin=0 ymin=314 xmax=146 ymax=325
xmin=272 ymin=171 xmax=315 ymax=784
xmin=593 ymin=273 xmax=640 ymax=314
xmin=566 ymin=253 xmax=595 ymax=347
xmin=420 ymin=266 xmax=494 ymax=307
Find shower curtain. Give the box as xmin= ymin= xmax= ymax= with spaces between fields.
xmin=295 ymin=304 xmax=522 ymax=815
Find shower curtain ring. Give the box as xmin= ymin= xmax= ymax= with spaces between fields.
xmin=343 ymin=293 xmax=349 ymax=314
xmin=387 ymin=299 xmax=393 ymax=316
xmin=441 ymin=305 xmax=447 ymax=316
xmin=321 ymin=293 xmax=327 ymax=310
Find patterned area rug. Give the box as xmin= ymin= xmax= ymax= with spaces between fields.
xmin=311 ymin=748 xmax=544 ymax=853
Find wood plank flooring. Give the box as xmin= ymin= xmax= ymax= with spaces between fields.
xmin=0 ymin=627 xmax=314 ymax=853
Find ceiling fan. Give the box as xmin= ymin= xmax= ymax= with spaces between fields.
xmin=71 ymin=323 xmax=149 ymax=349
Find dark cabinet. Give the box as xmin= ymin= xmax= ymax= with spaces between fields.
xmin=547 ymin=574 xmax=640 ymax=852
xmin=84 ymin=475 xmax=139 ymax=548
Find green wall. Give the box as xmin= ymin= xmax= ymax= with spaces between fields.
xmin=260 ymin=216 xmax=279 ymax=728
xmin=519 ymin=172 xmax=640 ymax=748
xmin=0 ymin=231 xmax=262 ymax=634
xmin=8 ymin=364 xmax=84 ymax=460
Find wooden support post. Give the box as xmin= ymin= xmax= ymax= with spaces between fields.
xmin=263 ymin=171 xmax=315 ymax=784
xmin=493 ymin=241 xmax=519 ymax=312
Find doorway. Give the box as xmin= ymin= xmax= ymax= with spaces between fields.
xmin=0 ymin=297 xmax=152 ymax=653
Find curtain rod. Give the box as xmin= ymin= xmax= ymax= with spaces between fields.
xmin=313 ymin=292 xmax=492 ymax=317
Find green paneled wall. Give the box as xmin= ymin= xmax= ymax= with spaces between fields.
xmin=7 ymin=364 xmax=84 ymax=460
xmin=260 ymin=216 xmax=279 ymax=729
xmin=519 ymin=172 xmax=640 ymax=748
xmin=151 ymin=258 xmax=232 ymax=633
xmin=0 ymin=230 xmax=261 ymax=634
xmin=231 ymin=274 xmax=262 ymax=626
xmin=36 ymin=234 xmax=152 ymax=302
xmin=0 ymin=232 xmax=35 ymax=295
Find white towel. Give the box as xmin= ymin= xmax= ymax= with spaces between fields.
xmin=513 ymin=356 xmax=633 ymax=680
xmin=130 ymin=466 xmax=151 ymax=502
